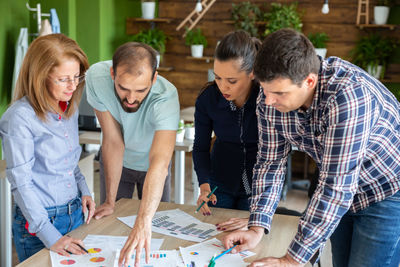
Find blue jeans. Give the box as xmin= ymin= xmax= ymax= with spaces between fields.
xmin=208 ymin=180 xmax=250 ymax=211
xmin=330 ymin=190 xmax=400 ymax=267
xmin=12 ymin=197 xmax=84 ymax=262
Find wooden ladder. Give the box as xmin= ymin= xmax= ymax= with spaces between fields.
xmin=176 ymin=0 xmax=217 ymax=37
xmin=356 ymin=0 xmax=370 ymax=25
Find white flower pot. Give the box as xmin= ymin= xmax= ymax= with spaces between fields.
xmin=176 ymin=129 xmax=185 ymax=143
xmin=367 ymin=65 xmax=383 ymax=79
xmin=156 ymin=53 xmax=160 ymax=68
xmin=315 ymin=48 xmax=327 ymax=58
xmin=184 ymin=127 xmax=195 ymax=140
xmin=374 ymin=6 xmax=390 ymax=25
xmin=191 ymin=45 xmax=204 ymax=58
xmin=141 ymin=2 xmax=156 ymax=19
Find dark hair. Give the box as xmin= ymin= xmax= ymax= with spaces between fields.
xmin=254 ymin=28 xmax=320 ymax=85
xmin=215 ymin=30 xmax=261 ymax=74
xmin=112 ymin=42 xmax=157 ymax=79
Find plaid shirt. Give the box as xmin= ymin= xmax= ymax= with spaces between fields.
xmin=248 ymin=57 xmax=400 ymax=264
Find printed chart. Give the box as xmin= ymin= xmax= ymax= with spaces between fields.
xmin=118 ymin=209 xmax=220 ymax=242
xmin=179 ymin=238 xmax=255 ymax=267
xmin=50 ymin=235 xmax=164 ymax=267
xmin=113 ymin=250 xmax=184 ymax=267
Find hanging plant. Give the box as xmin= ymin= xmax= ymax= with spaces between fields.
xmin=231 ymin=2 xmax=262 ymax=37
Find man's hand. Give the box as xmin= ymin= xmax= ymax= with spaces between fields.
xmin=222 ymin=226 xmax=264 ymax=253
xmin=196 ymin=183 xmax=217 ymax=216
xmin=216 ymin=217 xmax=249 ymax=231
xmin=50 ymin=235 xmax=87 ymax=256
xmin=248 ymin=253 xmax=304 ymax=267
xmin=93 ymin=202 xmax=114 ymax=220
xmin=81 ymin=195 xmax=96 ymax=224
xmin=118 ymin=218 xmax=152 ymax=267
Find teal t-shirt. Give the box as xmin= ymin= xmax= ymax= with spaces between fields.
xmin=85 ymin=60 xmax=180 ymax=171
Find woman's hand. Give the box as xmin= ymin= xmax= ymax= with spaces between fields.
xmin=216 ymin=217 xmax=249 ymax=231
xmin=196 ymin=183 xmax=217 ymax=216
xmin=82 ymin=195 xmax=96 ymax=224
xmin=50 ymin=235 xmax=87 ymax=256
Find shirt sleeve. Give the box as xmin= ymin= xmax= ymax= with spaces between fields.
xmin=287 ymin=86 xmax=372 ymax=264
xmin=0 ymin=111 xmax=62 ymax=248
xmin=85 ymin=71 xmax=107 ymax=112
xmin=151 ymin=89 xmax=180 ymax=131
xmin=248 ymin=91 xmax=291 ymax=232
xmin=74 ymin=165 xmax=91 ymax=197
xmin=192 ymin=94 xmax=213 ymax=186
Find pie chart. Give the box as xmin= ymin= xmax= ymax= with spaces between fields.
xmin=190 ymin=252 xmax=199 ymax=255
xmin=88 ymin=248 xmax=102 ymax=253
xmin=90 ymin=257 xmax=105 ymax=262
xmin=60 ymin=259 xmax=76 ymax=265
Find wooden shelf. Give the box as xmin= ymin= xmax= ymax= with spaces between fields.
xmin=127 ymin=17 xmax=173 ymax=23
xmin=223 ymin=20 xmax=267 ymax=25
xmin=356 ymin=24 xmax=397 ymax=30
xmin=157 ymin=66 xmax=174 ymax=72
xmin=186 ymin=56 xmax=214 ymax=63
xmin=381 ymin=77 xmax=400 ymax=83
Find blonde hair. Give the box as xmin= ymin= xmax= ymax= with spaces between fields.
xmin=14 ymin=34 xmax=89 ymax=121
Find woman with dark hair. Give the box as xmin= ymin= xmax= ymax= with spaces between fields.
xmin=193 ymin=30 xmax=260 ymax=231
xmin=0 ymin=34 xmax=95 ymax=262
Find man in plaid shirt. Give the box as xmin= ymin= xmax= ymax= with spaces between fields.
xmin=223 ymin=28 xmax=400 ymax=267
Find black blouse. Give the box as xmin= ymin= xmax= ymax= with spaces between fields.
xmin=193 ymin=82 xmax=259 ymax=193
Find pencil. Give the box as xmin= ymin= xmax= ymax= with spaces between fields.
xmin=195 ymin=186 xmax=218 ymax=213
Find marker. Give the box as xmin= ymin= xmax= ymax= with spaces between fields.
xmin=195 ymin=186 xmax=218 ymax=213
xmin=214 ymin=245 xmax=237 ymax=261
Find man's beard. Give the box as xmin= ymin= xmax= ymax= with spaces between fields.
xmin=114 ymin=85 xmax=150 ymax=113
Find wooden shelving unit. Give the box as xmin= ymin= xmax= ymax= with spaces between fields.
xmin=157 ymin=66 xmax=174 ymax=72
xmin=222 ymin=20 xmax=267 ymax=25
xmin=357 ymin=24 xmax=397 ymax=30
xmin=126 ymin=17 xmax=173 ymax=23
xmin=186 ymin=56 xmax=214 ymax=63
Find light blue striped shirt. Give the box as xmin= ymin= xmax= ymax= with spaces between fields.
xmin=0 ymin=97 xmax=91 ymax=248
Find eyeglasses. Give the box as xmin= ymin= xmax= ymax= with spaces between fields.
xmin=52 ymin=74 xmax=86 ymax=87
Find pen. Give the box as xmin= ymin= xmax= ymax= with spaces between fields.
xmin=214 ymin=244 xmax=237 ymax=261
xmin=66 ymin=234 xmax=89 ymax=253
xmin=195 ymin=186 xmax=218 ymax=213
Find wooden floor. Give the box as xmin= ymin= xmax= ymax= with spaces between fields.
xmin=12 ymin=152 xmax=332 ymax=266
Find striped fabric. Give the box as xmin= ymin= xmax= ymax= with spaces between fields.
xmin=248 ymin=57 xmax=400 ymax=264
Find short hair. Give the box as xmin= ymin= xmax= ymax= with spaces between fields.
xmin=215 ymin=30 xmax=261 ymax=74
xmin=14 ymin=34 xmax=89 ymax=121
xmin=112 ymin=42 xmax=157 ymax=79
xmin=254 ymin=28 xmax=320 ymax=85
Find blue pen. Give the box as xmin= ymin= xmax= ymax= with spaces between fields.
xmin=214 ymin=245 xmax=237 ymax=261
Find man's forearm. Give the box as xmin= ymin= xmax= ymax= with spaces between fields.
xmin=102 ymin=141 xmax=124 ymax=205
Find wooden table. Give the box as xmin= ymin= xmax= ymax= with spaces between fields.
xmin=17 ymin=198 xmax=300 ymax=266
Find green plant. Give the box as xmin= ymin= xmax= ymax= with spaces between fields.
xmin=308 ymin=32 xmax=330 ymax=48
xmin=351 ymin=34 xmax=398 ymax=79
xmin=376 ymin=0 xmax=395 ymax=6
xmin=231 ymin=2 xmax=262 ymax=37
xmin=184 ymin=28 xmax=208 ymax=47
xmin=264 ymin=2 xmax=303 ymax=36
xmin=130 ymin=28 xmax=168 ymax=55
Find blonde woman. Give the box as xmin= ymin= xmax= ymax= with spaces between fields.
xmin=0 ymin=34 xmax=95 ymax=262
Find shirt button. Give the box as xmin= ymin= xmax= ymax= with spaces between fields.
xmin=67 ymin=183 xmax=71 ymax=188
xmin=64 ymin=133 xmax=68 ymax=138
xmin=68 ymin=171 xmax=72 ymax=176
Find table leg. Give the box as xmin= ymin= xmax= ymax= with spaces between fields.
xmin=0 ymin=178 xmax=12 ymax=267
xmin=174 ymin=150 xmax=185 ymax=204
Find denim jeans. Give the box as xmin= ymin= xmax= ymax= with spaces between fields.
xmin=208 ymin=180 xmax=250 ymax=211
xmin=12 ymin=198 xmax=84 ymax=262
xmin=330 ymin=190 xmax=400 ymax=267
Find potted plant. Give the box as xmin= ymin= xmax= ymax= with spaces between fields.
xmin=351 ymin=34 xmax=398 ymax=79
xmin=184 ymin=122 xmax=195 ymax=140
xmin=185 ymin=27 xmax=208 ymax=58
xmin=141 ymin=0 xmax=156 ymax=19
xmin=264 ymin=2 xmax=303 ymax=36
xmin=308 ymin=32 xmax=330 ymax=58
xmin=374 ymin=0 xmax=393 ymax=25
xmin=231 ymin=2 xmax=262 ymax=37
xmin=131 ymin=28 xmax=168 ymax=67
